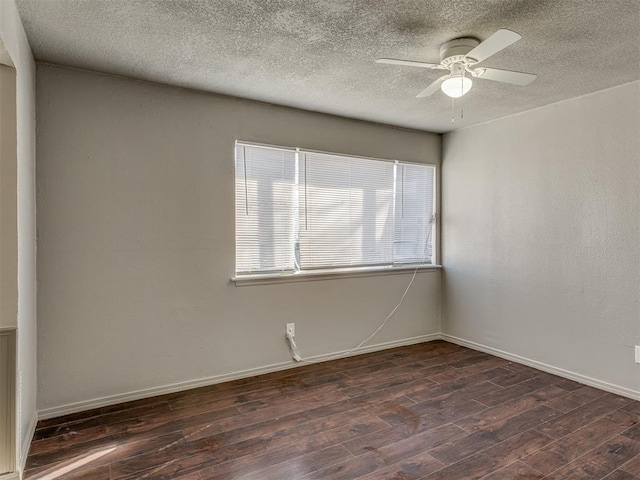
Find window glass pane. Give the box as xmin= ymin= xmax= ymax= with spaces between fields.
xmin=235 ymin=144 xmax=297 ymax=274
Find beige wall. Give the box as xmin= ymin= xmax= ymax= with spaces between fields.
xmin=36 ymin=64 xmax=442 ymax=413
xmin=0 ymin=65 xmax=17 ymax=331
xmin=0 ymin=0 xmax=37 ymax=471
xmin=442 ymin=81 xmax=640 ymax=397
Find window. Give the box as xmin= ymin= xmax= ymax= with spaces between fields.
xmin=235 ymin=142 xmax=436 ymax=277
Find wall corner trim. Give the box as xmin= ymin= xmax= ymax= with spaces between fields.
xmin=37 ymin=333 xmax=440 ymax=421
xmin=19 ymin=412 xmax=36 ymax=473
xmin=440 ymin=334 xmax=640 ymax=401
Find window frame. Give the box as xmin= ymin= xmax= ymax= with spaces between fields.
xmin=232 ymin=140 xmax=441 ymax=285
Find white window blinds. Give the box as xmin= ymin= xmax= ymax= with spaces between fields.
xmin=299 ymin=151 xmax=395 ymax=269
xmin=235 ymin=144 xmax=297 ymax=274
xmin=393 ymin=163 xmax=436 ymax=263
xmin=235 ymin=142 xmax=436 ymax=275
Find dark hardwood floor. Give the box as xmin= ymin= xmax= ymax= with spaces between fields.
xmin=25 ymin=341 xmax=639 ymax=479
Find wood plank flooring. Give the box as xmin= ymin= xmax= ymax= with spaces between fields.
xmin=25 ymin=341 xmax=640 ymax=479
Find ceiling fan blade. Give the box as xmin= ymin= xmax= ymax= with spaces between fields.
xmin=465 ymin=29 xmax=522 ymax=63
xmin=416 ymin=76 xmax=448 ymax=98
xmin=376 ymin=58 xmax=445 ymax=69
xmin=475 ymin=67 xmax=537 ymax=85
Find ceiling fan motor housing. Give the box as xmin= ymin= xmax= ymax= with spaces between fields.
xmin=440 ymin=37 xmax=480 ymax=65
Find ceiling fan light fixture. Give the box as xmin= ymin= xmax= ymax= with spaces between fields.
xmin=441 ymin=75 xmax=472 ymax=98
xmin=377 ymin=29 xmax=536 ymax=101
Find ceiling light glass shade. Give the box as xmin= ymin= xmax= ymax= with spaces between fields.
xmin=441 ymin=76 xmax=473 ymax=98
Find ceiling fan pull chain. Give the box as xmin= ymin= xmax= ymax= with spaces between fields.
xmin=460 ymin=72 xmax=465 ymax=119
xmin=451 ymin=97 xmax=455 ymax=124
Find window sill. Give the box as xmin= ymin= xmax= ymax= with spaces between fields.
xmin=232 ymin=264 xmax=442 ymax=286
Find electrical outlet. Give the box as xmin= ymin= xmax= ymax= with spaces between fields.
xmin=286 ymin=323 xmax=295 ymax=337
xmin=635 ymin=345 xmax=640 ymax=364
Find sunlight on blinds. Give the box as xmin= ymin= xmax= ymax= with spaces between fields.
xmin=235 ymin=144 xmax=297 ymax=274
xmin=235 ymin=142 xmax=436 ymax=275
xmin=394 ymin=163 xmax=435 ymax=263
xmin=299 ymin=152 xmax=395 ymax=269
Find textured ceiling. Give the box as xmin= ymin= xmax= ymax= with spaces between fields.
xmin=16 ymin=0 xmax=640 ymax=132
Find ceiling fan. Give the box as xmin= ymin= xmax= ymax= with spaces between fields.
xmin=376 ymin=29 xmax=536 ymax=98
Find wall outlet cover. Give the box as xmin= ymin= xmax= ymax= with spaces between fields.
xmin=286 ymin=323 xmax=295 ymax=337
xmin=635 ymin=345 xmax=640 ymax=364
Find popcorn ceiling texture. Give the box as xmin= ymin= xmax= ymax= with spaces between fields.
xmin=15 ymin=0 xmax=640 ymax=132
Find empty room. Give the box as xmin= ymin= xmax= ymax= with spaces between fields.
xmin=0 ymin=0 xmax=639 ymax=479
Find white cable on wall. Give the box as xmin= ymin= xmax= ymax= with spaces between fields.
xmin=285 ymin=331 xmax=302 ymax=362
xmin=285 ymin=215 xmax=435 ymax=363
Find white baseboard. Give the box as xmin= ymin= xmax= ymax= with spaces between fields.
xmin=440 ymin=334 xmax=640 ymax=401
xmin=38 ymin=333 xmax=440 ymax=421
xmin=0 ymin=473 xmax=19 ymax=480
xmin=36 ymin=332 xmax=640 ymax=422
